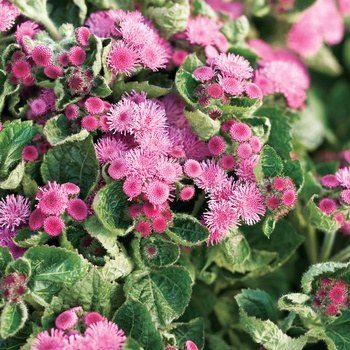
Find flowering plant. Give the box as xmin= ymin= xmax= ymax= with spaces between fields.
xmin=1 ymin=0 xmax=350 ymax=349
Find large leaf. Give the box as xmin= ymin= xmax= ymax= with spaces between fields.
xmin=92 ymin=181 xmax=132 ymax=234
xmin=124 ymin=266 xmax=192 ymax=327
xmin=278 ymin=293 xmax=317 ymax=319
xmin=0 ymin=302 xmax=27 ymax=339
xmin=113 ymin=299 xmax=163 ymax=350
xmin=0 ymin=120 xmax=37 ymax=181
xmin=24 ymin=246 xmax=89 ymax=305
xmin=41 ymin=136 xmax=99 ymax=199
xmin=325 ymin=310 xmax=350 ymax=350
xmin=0 ymin=247 xmax=13 ymax=279
xmin=166 ymin=213 xmax=210 ymax=246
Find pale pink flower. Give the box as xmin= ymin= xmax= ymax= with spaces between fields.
xmin=125 ymin=149 xmax=158 ymax=180
xmin=339 ymin=0 xmax=350 ymax=15
xmin=155 ymin=157 xmax=182 ymax=183
xmin=0 ymin=0 xmax=20 ymax=33
xmin=146 ymin=180 xmax=170 ymax=206
xmin=136 ymin=131 xmax=172 ymax=155
xmin=15 ymin=20 xmax=40 ymax=45
xmin=186 ymin=15 xmax=221 ymax=47
xmin=123 ymin=176 xmax=143 ymax=199
xmin=213 ymin=53 xmax=253 ymax=80
xmin=336 ymin=167 xmax=350 ymax=188
xmin=232 ymin=183 xmax=266 ymax=225
xmin=206 ymin=0 xmax=243 ymax=19
xmin=31 ymin=328 xmax=67 ymax=350
xmin=107 ymin=99 xmax=136 ymax=134
xmin=107 ymin=40 xmax=138 ymax=76
xmin=37 ymin=186 xmax=68 ymax=216
xmin=230 ymin=122 xmax=252 ymax=142
xmin=162 ymin=94 xmax=189 ymax=129
xmin=0 ymin=195 xmax=30 ymax=230
xmin=55 ymin=310 xmax=78 ymax=330
xmin=195 ymin=159 xmax=228 ymax=193
xmin=85 ymin=10 xmax=117 ymax=38
xmin=193 ymin=66 xmax=215 ymax=82
xmin=85 ymin=97 xmax=104 ymax=114
xmin=218 ymin=76 xmax=245 ymax=96
xmin=94 ymin=136 xmax=127 ymax=164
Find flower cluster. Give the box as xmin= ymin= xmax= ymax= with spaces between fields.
xmin=31 ymin=308 xmax=126 ymax=350
xmin=318 ymin=165 xmax=350 ymax=234
xmin=0 ymin=273 xmax=27 ymax=304
xmin=313 ymin=277 xmax=349 ymax=316
xmin=29 ymin=182 xmax=88 ymax=236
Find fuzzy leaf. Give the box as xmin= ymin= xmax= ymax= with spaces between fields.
xmin=325 ymin=311 xmax=350 ymax=350
xmin=255 ymin=145 xmax=283 ymax=181
xmin=90 ymin=75 xmax=112 ymax=97
xmin=113 ymin=299 xmax=163 ymax=350
xmin=139 ymin=236 xmax=180 ymax=268
xmin=301 ymin=261 xmax=350 ymax=294
xmin=0 ymin=161 xmax=25 ymax=190
xmin=24 ymin=246 xmax=89 ymax=305
xmin=0 ymin=70 xmax=19 ymax=113
xmin=0 ymin=302 xmax=27 ymax=339
xmin=221 ymin=16 xmax=250 ymax=44
xmin=100 ymin=256 xmax=134 ymax=282
xmin=306 ymin=195 xmax=341 ymax=233
xmin=147 ymin=0 xmax=190 ymax=38
xmin=278 ymin=293 xmax=317 ymax=319
xmin=0 ymin=120 xmax=37 ymax=182
xmin=43 ymin=115 xmax=89 ymax=146
xmin=0 ymin=247 xmax=13 ymax=279
xmin=219 ymin=234 xmax=250 ymax=265
xmin=283 ymin=159 xmax=304 ymax=191
xmin=85 ymin=0 xmax=133 ymax=9
xmin=122 ymin=338 xmax=142 ymax=350
xmin=6 ymin=258 xmax=31 ymax=278
xmin=13 ymin=229 xmax=50 ymax=248
xmin=222 ymin=96 xmax=262 ymax=117
xmin=168 ymin=318 xmax=205 ymax=350
xmin=306 ymin=328 xmax=336 ymax=350
xmin=124 ymin=266 xmax=192 ymax=327
xmin=166 ymin=213 xmax=210 ymax=246
xmin=92 ymin=181 xmax=132 ymax=234
xmin=41 ymin=136 xmax=99 ymax=199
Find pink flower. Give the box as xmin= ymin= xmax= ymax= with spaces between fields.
xmin=236 ymin=143 xmax=252 ymax=159
xmin=106 ymin=40 xmax=138 ymax=76
xmin=0 ymin=195 xmax=30 ymax=230
xmin=68 ymin=46 xmax=86 ymax=66
xmin=218 ymin=76 xmax=245 ymax=96
xmin=107 ymin=99 xmax=135 ymax=134
xmin=30 ymin=99 xmax=48 ymax=117
xmin=75 ymin=27 xmax=91 ymax=46
xmin=65 ymin=104 xmax=79 ymax=120
xmin=162 ymin=94 xmax=189 ymax=130
xmin=194 ymin=160 xmax=228 ymax=193
xmin=38 ymin=188 xmax=68 ymax=216
xmin=193 ymin=66 xmax=215 ymax=82
xmin=213 ymin=53 xmax=253 ymax=80
xmin=152 ymin=216 xmax=167 ymax=232
xmin=336 ymin=167 xmax=350 ymax=188
xmin=0 ymin=1 xmax=20 ymax=33
xmin=230 ymin=122 xmax=252 ymax=142
xmin=67 ymin=199 xmax=88 ymax=221
xmin=55 ymin=310 xmax=78 ymax=330
xmin=138 ymin=43 xmax=169 ymax=71
xmin=22 ymin=145 xmax=38 ymax=161
xmin=207 ymin=84 xmax=223 ymax=98
xmin=282 ymin=189 xmax=297 ymax=207
xmin=232 ymin=183 xmax=266 ymax=225
xmin=85 ymin=10 xmax=117 ymax=38
xmin=44 ymin=65 xmax=64 ymax=79
xmin=43 ymin=216 xmax=65 ymax=236
xmin=31 ymin=328 xmax=67 ymax=350
xmin=320 ymin=174 xmax=341 ymax=188
xmin=340 ymin=189 xmax=350 ymax=205
xmin=185 ymin=340 xmax=199 ymax=350
xmin=12 ymin=61 xmax=31 ymax=78
xmin=245 ymin=82 xmax=263 ymax=99
xmin=108 ymin=158 xmax=128 ymax=180
xmin=180 ymin=186 xmax=195 ymax=201
xmin=220 ymin=154 xmax=235 ymax=170
xmin=31 ymin=45 xmax=54 ymax=67
xmin=266 ymin=195 xmax=280 ymax=209
xmin=172 ymin=49 xmax=188 ymax=66
xmin=273 ymin=178 xmax=286 ymax=192
xmin=94 ymin=137 xmax=126 ymax=164
xmin=146 ymin=180 xmax=170 ymax=206
xmin=208 ymin=136 xmax=226 ymax=156
xmin=82 ymin=116 xmax=99 ymax=131
xmin=85 ymin=97 xmax=104 ymax=115
xmin=155 ymin=157 xmax=182 ymax=184
xmin=143 ymin=202 xmax=161 ymax=218
xmin=83 ymin=320 xmax=126 ymax=350
xmin=325 ymin=303 xmax=339 ymax=316
xmin=319 ymin=198 xmax=337 ymax=214
xmin=329 ymin=286 xmax=346 ymax=304
xmin=85 ymin=312 xmax=104 ymax=326
xmin=29 ymin=208 xmax=46 ymax=230
xmin=250 ymin=136 xmax=262 ymax=153
xmin=123 ymin=176 xmax=143 ymax=199
xmin=15 ymin=20 xmax=40 ymax=45
xmin=136 ymin=220 xmax=151 ymax=236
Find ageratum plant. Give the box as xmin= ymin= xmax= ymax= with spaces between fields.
xmin=1 ymin=0 xmax=350 ymax=349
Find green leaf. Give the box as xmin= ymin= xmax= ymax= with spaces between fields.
xmin=262 ymin=214 xmax=276 ymax=238
xmin=90 ymin=75 xmax=112 ymax=97
xmin=254 ymin=145 xmax=283 ymax=181
xmin=122 ymin=338 xmax=142 ymax=350
xmin=305 ymin=45 xmax=343 ymax=77
xmin=85 ymin=0 xmax=133 ymax=10
xmin=24 ymin=246 xmax=89 ymax=305
xmin=222 ymin=96 xmax=261 ymax=117
xmin=0 ymin=120 xmax=37 ymax=181
xmin=221 ymin=16 xmax=250 ymax=44
xmin=43 ymin=115 xmax=89 ymax=146
xmin=124 ymin=266 xmax=192 ymax=327
xmin=0 ymin=302 xmax=28 ymax=339
xmin=235 ymin=289 xmax=278 ymax=324
xmin=184 ymin=109 xmax=221 ymax=140
xmin=147 ymin=0 xmax=190 ymax=38
xmin=168 ymin=318 xmax=205 ymax=350
xmin=166 ymin=213 xmax=210 ymax=246
xmin=306 ymin=195 xmax=341 ymax=233
xmin=0 ymin=161 xmax=25 ymax=190
xmin=254 ymin=107 xmax=292 ymax=159
xmin=325 ymin=310 xmax=350 ymax=350
xmin=191 ymin=0 xmax=216 ymax=17
xmin=219 ymin=234 xmax=250 ymax=265
xmin=13 ymin=229 xmax=50 ymax=248
xmin=293 ymin=0 xmax=317 ymax=12
xmin=0 ymin=247 xmax=13 ymax=279
xmin=278 ymin=293 xmax=317 ymax=319
xmin=41 ymin=136 xmax=99 ymax=199
xmin=92 ymin=181 xmax=132 ymax=234
xmin=301 ymin=261 xmax=350 ymax=294
xmin=113 ymin=299 xmax=163 ymax=350
xmin=283 ymin=159 xmax=303 ymax=191
xmin=306 ymin=328 xmax=336 ymax=350
xmin=6 ymin=258 xmax=31 ymax=278
xmin=21 ymin=174 xmax=38 ymax=200
xmin=0 ymin=70 xmax=19 ymax=113
xmin=138 ymin=236 xmax=180 ymax=268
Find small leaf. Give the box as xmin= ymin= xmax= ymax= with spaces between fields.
xmin=92 ymin=182 xmax=132 ymax=234
xmin=0 ymin=161 xmax=25 ymax=190
xmin=0 ymin=247 xmax=13 ymax=279
xmin=293 ymin=0 xmax=317 ymax=11
xmin=41 ymin=136 xmax=99 ymax=199
xmin=113 ymin=299 xmax=163 ymax=350
xmin=124 ymin=266 xmax=192 ymax=327
xmin=6 ymin=258 xmax=31 ymax=278
xmin=306 ymin=195 xmax=341 ymax=233
xmin=0 ymin=302 xmax=28 ymax=339
xmin=278 ymin=293 xmax=317 ymax=319
xmin=90 ymin=75 xmax=112 ymax=97
xmin=221 ymin=16 xmax=250 ymax=44
xmin=13 ymin=229 xmax=50 ymax=248
xmin=254 ymin=145 xmax=283 ymax=181
xmin=219 ymin=234 xmax=250 ymax=265
xmin=166 ymin=213 xmax=210 ymax=246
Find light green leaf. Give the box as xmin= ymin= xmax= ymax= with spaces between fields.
xmin=306 ymin=195 xmax=341 ymax=233
xmin=41 ymin=136 xmax=99 ymax=199
xmin=24 ymin=246 xmax=89 ymax=305
xmin=113 ymin=299 xmax=163 ymax=350
xmin=124 ymin=266 xmax=192 ymax=327
xmin=301 ymin=261 xmax=350 ymax=294
xmin=6 ymin=258 xmax=31 ymax=278
xmin=122 ymin=338 xmax=142 ymax=350
xmin=92 ymin=182 xmax=132 ymax=234
xmin=0 ymin=70 xmax=20 ymax=113
xmin=0 ymin=302 xmax=28 ymax=339
xmin=0 ymin=247 xmax=13 ymax=279
xmin=13 ymin=229 xmax=50 ymax=248
xmin=221 ymin=16 xmax=250 ymax=44
xmin=90 ymin=75 xmax=112 ymax=97
xmin=0 ymin=161 xmax=25 ymax=190
xmin=166 ymin=213 xmax=210 ymax=246
xmin=219 ymin=234 xmax=250 ymax=265
xmin=278 ymin=293 xmax=317 ymax=319
xmin=85 ymin=0 xmax=133 ymax=9
xmin=306 ymin=328 xmax=336 ymax=350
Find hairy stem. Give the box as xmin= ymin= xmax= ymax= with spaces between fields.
xmin=320 ymin=230 xmax=337 ymax=262
xmin=331 ymin=246 xmax=350 ymax=262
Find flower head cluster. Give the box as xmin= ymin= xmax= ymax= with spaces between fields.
xmin=313 ymin=277 xmax=349 ymax=316
xmin=263 ymin=176 xmax=297 ymax=218
xmin=192 ymin=53 xmax=262 ymax=116
xmin=29 ymin=182 xmax=87 ymax=236
xmin=249 ymin=39 xmax=310 ymax=109
xmin=0 ymin=0 xmax=20 ymax=33
xmin=318 ymin=166 xmax=350 ymax=234
xmin=31 ymin=308 xmax=126 ymax=350
xmin=0 ymin=272 xmax=28 ymax=304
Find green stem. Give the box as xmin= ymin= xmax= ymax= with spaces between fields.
xmin=0 ymin=34 xmax=15 ymax=45
xmin=320 ymin=230 xmax=337 ymax=262
xmin=191 ymin=191 xmax=206 ymax=217
xmin=40 ymin=16 xmax=61 ymax=41
xmin=331 ymin=246 xmax=350 ymax=262
xmin=306 ymin=226 xmax=318 ymax=264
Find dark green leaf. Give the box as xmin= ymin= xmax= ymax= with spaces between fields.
xmin=0 ymin=247 xmax=13 ymax=279
xmin=254 ymin=145 xmax=283 ymax=181
xmin=6 ymin=258 xmax=31 ymax=278
xmin=41 ymin=136 xmax=99 ymax=199
xmin=13 ymin=229 xmax=50 ymax=248
xmin=325 ymin=310 xmax=350 ymax=350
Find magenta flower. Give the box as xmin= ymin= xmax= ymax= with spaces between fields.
xmin=135 ymin=220 xmax=152 ymax=236
xmin=31 ymin=45 xmax=54 ymax=67
xmin=67 ymin=199 xmax=88 ymax=221
xmin=230 ymin=122 xmax=252 ymax=142
xmin=84 ymin=312 xmax=104 ymax=326
xmin=43 ymin=216 xmax=65 ymax=236
xmin=55 ymin=310 xmax=79 ymax=330
xmin=0 ymin=194 xmax=30 ymax=231
xmin=145 ymin=180 xmax=170 ymax=206
xmin=75 ymin=27 xmax=91 ymax=46
xmin=320 ymin=174 xmax=341 ymax=188
xmin=15 ymin=20 xmax=40 ymax=45
xmin=319 ymin=198 xmax=337 ymax=214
